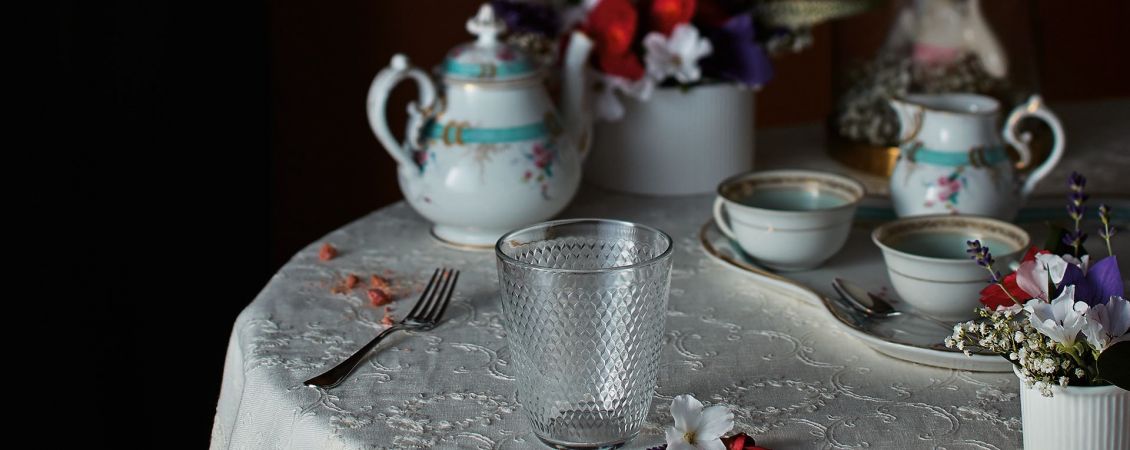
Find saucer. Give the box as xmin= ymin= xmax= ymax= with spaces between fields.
xmin=701 ymin=220 xmax=1014 ymax=371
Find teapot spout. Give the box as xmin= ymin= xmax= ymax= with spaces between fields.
xmin=561 ymin=31 xmax=594 ymax=158
xmin=888 ymin=97 xmax=923 ymax=144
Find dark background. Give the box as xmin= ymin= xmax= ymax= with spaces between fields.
xmin=79 ymin=0 xmax=1128 ymax=445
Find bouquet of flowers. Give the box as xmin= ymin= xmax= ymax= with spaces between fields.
xmin=946 ymin=172 xmax=1129 ymax=396
xmin=491 ymin=0 xmax=811 ymax=120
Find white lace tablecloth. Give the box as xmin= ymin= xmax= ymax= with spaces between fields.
xmin=211 ymin=99 xmax=1129 ymax=450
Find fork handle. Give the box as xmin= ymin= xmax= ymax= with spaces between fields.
xmin=303 ymin=324 xmax=404 ymax=389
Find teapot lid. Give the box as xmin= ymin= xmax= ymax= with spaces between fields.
xmin=442 ymin=4 xmax=538 ymax=83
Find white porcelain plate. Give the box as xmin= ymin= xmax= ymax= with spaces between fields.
xmin=701 ymin=195 xmax=1130 ymax=372
xmin=701 ymin=220 xmax=1014 ymax=372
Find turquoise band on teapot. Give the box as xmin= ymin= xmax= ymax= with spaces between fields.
xmin=901 ymin=145 xmax=1009 ymax=168
xmin=442 ymin=59 xmax=535 ymax=80
xmin=425 ymin=120 xmax=549 ymax=144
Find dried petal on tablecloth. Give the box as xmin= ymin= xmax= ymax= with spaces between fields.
xmin=368 ymin=288 xmax=392 ymax=306
xmin=318 ymin=243 xmax=337 ymax=261
xmin=381 ymin=306 xmax=395 ymax=326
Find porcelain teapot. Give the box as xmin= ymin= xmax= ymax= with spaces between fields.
xmin=367 ymin=4 xmax=593 ymax=248
xmin=888 ymin=93 xmax=1065 ymax=220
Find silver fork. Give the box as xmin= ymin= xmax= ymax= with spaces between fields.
xmin=304 ymin=267 xmax=460 ymax=389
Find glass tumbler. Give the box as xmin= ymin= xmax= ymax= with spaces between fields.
xmin=495 ymin=219 xmax=674 ymax=449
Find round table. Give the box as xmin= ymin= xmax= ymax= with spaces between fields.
xmin=211 ymin=100 xmax=1129 ymax=450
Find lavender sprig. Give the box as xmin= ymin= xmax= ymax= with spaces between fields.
xmin=1063 ymin=229 xmax=1088 ymax=255
xmin=967 ymin=239 xmax=1017 ymax=304
xmin=1098 ymin=203 xmax=1116 ymax=257
xmin=1065 ymin=172 xmax=1089 ymax=257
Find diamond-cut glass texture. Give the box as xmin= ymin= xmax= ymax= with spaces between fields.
xmin=496 ymin=220 xmax=673 ymax=448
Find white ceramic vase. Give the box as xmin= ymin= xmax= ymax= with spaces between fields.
xmin=585 ymin=83 xmax=755 ymax=196
xmin=1016 ymin=369 xmax=1130 ymax=450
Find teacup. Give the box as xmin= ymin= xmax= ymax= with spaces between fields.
xmin=872 ymin=215 xmax=1029 ymax=322
xmin=713 ymin=169 xmax=865 ymax=271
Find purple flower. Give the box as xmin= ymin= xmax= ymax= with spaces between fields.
xmin=1066 ymin=172 xmax=1089 ymax=257
xmin=1062 ymin=228 xmax=1088 ymax=249
xmin=1099 ymin=203 xmax=1117 ymax=256
xmin=967 ymin=240 xmax=1001 ymax=283
xmin=699 ymin=14 xmax=773 ymax=88
xmin=1067 ymin=192 xmax=1088 ymax=221
xmin=491 ymin=0 xmax=559 ymax=37
xmin=1068 ymin=171 xmax=1087 ymax=191
xmin=1099 ymin=204 xmax=1116 ymax=238
xmin=1059 ymin=255 xmax=1124 ymax=306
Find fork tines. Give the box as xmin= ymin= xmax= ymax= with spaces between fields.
xmin=404 ymin=267 xmax=459 ymax=326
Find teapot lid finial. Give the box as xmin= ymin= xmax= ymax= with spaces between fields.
xmin=467 ymin=4 xmax=505 ymax=47
xmin=442 ymin=3 xmax=537 ymax=82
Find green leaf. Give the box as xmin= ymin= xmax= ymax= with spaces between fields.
xmin=1097 ymin=341 xmax=1130 ymax=390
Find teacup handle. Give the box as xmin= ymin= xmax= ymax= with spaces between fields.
xmin=1002 ymin=94 xmax=1066 ymax=197
xmin=713 ymin=197 xmax=738 ymax=240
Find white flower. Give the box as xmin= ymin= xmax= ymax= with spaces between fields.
xmin=593 ymin=72 xmax=655 ymax=121
xmin=1061 ymin=254 xmax=1090 ymax=273
xmin=1035 ymin=253 xmax=1071 ymax=284
xmin=643 ymin=24 xmax=713 ymax=84
xmin=1082 ymin=295 xmax=1130 ymax=350
xmin=1015 ymin=259 xmax=1052 ymax=301
xmin=1025 ymin=286 xmax=1089 ymax=346
xmin=665 ymin=394 xmax=733 ymax=450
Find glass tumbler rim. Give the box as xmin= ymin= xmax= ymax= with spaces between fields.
xmin=494 ymin=218 xmax=675 ymax=274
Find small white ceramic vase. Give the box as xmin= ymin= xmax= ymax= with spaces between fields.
xmin=585 ymin=83 xmax=755 ymax=196
xmin=1016 ymin=368 xmax=1130 ymax=450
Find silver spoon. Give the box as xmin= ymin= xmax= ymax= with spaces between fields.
xmin=831 ymin=277 xmax=954 ymax=328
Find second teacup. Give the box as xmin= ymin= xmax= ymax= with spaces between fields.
xmin=713 ymin=169 xmax=865 ymax=271
xmin=872 ymin=215 xmax=1030 ymax=322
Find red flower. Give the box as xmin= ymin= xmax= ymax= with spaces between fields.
xmin=722 ymin=432 xmax=771 ymax=450
xmin=978 ymin=273 xmax=1028 ymax=309
xmin=585 ymin=0 xmax=638 ymax=54
xmin=649 ymin=0 xmax=696 ymax=35
xmin=583 ymin=0 xmax=646 ymax=80
xmin=977 ymin=247 xmax=1046 ymax=309
xmin=598 ymin=51 xmax=646 ymax=80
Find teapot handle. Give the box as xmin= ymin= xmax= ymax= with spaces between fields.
xmin=366 ymin=54 xmax=438 ymax=173
xmin=1002 ymin=95 xmax=1066 ymax=197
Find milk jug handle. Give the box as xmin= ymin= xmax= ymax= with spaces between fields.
xmin=367 ymin=54 xmax=438 ymax=174
xmin=1002 ymin=95 xmax=1066 ymax=197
